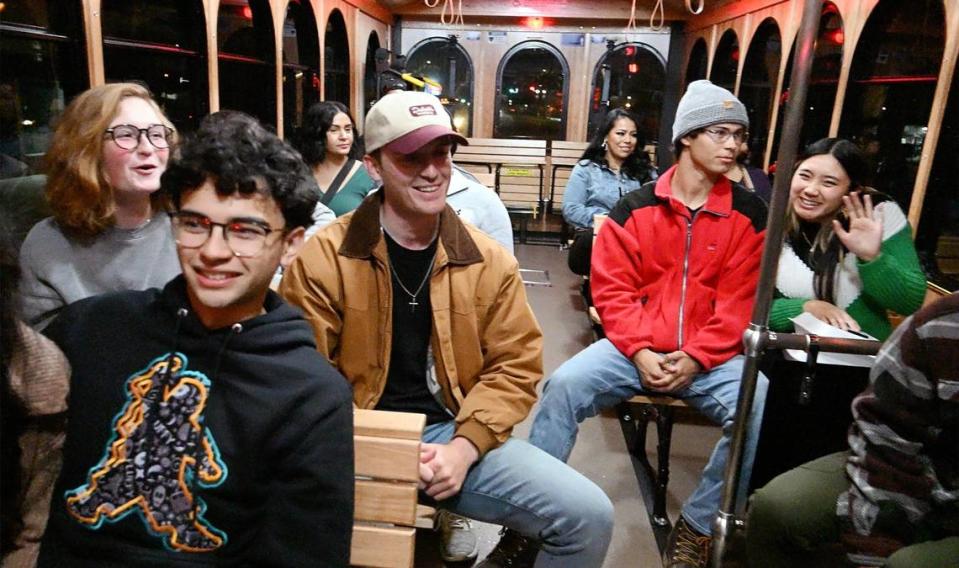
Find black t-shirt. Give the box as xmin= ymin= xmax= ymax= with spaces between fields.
xmin=376 ymin=231 xmax=450 ymax=424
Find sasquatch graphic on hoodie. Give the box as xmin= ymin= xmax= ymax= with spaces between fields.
xmin=38 ymin=276 xmax=355 ymax=567
xmin=66 ymin=353 xmax=229 ymax=552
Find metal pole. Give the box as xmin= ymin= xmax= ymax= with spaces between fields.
xmin=710 ymin=0 xmax=825 ymax=564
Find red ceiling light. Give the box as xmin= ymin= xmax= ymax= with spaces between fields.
xmin=825 ymin=28 xmax=844 ymax=45
xmin=241 ymin=5 xmax=253 ymax=19
xmin=522 ymin=16 xmax=547 ymax=29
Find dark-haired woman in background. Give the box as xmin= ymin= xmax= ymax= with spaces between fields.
xmin=751 ymin=137 xmax=926 ymax=489
xmin=1 ymin=219 xmax=70 ymax=567
xmin=563 ymin=108 xmax=657 ymax=275
xmin=292 ymin=101 xmax=375 ymax=217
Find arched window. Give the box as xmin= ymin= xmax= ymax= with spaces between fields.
xmin=324 ymin=9 xmax=350 ymax=108
xmin=685 ymin=38 xmax=708 ymax=91
xmin=407 ymin=37 xmax=474 ymax=136
xmin=918 ymin=67 xmax=959 ymax=288
xmin=363 ymin=32 xmax=381 ymax=113
xmin=217 ymin=0 xmax=276 ymax=126
xmin=0 ymin=0 xmax=86 ymax=177
xmin=771 ymin=3 xmax=843 ymax=165
xmin=838 ymin=0 xmax=945 ymax=211
xmin=282 ymin=0 xmax=320 ymax=135
xmin=739 ymin=19 xmax=781 ymax=167
xmin=710 ymin=30 xmax=739 ymax=92
xmin=102 ymin=0 xmax=208 ymax=132
xmin=587 ymin=43 xmax=665 ymax=144
xmin=494 ymin=41 xmax=568 ymax=140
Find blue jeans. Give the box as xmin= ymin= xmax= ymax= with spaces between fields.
xmin=424 ymin=421 xmax=613 ymax=567
xmin=528 ymin=339 xmax=768 ymax=536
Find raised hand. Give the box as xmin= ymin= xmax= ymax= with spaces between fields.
xmin=833 ymin=192 xmax=882 ymax=261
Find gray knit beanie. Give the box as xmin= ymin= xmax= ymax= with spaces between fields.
xmin=672 ymin=80 xmax=749 ymax=145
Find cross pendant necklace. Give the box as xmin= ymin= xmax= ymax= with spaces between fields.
xmin=386 ymin=253 xmax=436 ymax=313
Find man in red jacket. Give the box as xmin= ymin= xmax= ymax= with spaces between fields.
xmin=528 ymin=80 xmax=769 ymax=568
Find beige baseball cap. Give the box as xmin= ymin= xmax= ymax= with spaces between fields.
xmin=364 ymin=91 xmax=468 ymax=154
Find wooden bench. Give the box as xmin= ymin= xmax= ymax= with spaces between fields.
xmin=548 ymin=141 xmax=589 ymax=214
xmin=455 ymin=138 xmax=547 ymax=212
xmin=351 ymin=409 xmax=432 ymax=568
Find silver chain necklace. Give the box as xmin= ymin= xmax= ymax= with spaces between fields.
xmin=385 ymin=251 xmax=435 ymax=313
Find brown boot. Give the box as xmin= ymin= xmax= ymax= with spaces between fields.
xmin=662 ymin=517 xmax=711 ymax=568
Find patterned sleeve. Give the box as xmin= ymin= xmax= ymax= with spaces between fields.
xmin=837 ymin=294 xmax=959 ymax=566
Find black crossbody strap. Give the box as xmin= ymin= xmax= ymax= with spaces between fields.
xmin=320 ymin=159 xmax=357 ymax=206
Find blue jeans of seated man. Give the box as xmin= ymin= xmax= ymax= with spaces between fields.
xmin=423 ymin=420 xmax=613 ymax=567
xmin=528 ymin=339 xmax=768 ymax=536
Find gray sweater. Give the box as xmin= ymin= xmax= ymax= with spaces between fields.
xmin=19 ymin=214 xmax=180 ymax=330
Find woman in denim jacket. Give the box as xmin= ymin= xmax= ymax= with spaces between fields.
xmin=564 ymin=108 xmax=657 ymax=275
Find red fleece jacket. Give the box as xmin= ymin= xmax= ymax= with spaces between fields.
xmin=591 ymin=165 xmax=767 ymax=370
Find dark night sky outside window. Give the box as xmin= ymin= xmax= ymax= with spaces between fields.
xmin=739 ymin=19 xmax=781 ymax=167
xmin=218 ymin=0 xmax=276 ymax=127
xmin=0 ymin=0 xmax=87 ymax=176
xmin=710 ymin=30 xmax=739 ymax=93
xmin=324 ymin=10 xmax=351 ymax=109
xmin=684 ymin=38 xmax=708 ymax=91
xmin=771 ymin=4 xmax=843 ymax=167
xmin=587 ymin=43 xmax=665 ymax=145
xmin=495 ymin=43 xmax=568 ymax=140
xmin=282 ymin=0 xmax=320 ymax=135
xmin=407 ymin=38 xmax=474 ymax=136
xmin=102 ymin=0 xmax=208 ymax=133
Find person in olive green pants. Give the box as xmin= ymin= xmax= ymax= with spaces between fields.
xmin=746 ymin=294 xmax=959 ymax=568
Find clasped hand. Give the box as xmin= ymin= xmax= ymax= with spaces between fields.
xmin=418 ymin=436 xmax=479 ymax=501
xmin=632 ymin=349 xmax=701 ymax=393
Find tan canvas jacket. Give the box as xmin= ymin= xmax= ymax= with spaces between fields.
xmin=280 ymin=195 xmax=543 ymax=456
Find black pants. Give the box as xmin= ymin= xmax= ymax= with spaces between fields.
xmin=750 ymin=351 xmax=869 ymax=492
xmin=567 ymin=230 xmax=593 ymax=276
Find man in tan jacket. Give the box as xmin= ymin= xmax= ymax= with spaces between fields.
xmin=280 ymin=91 xmax=613 ymax=568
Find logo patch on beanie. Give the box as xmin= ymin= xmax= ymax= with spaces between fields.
xmin=723 ymin=100 xmax=735 ymax=109
xmin=409 ymin=104 xmax=437 ymax=117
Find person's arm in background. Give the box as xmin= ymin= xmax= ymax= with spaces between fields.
xmin=304 ymin=202 xmax=336 ymax=241
xmin=562 ymin=163 xmax=603 ymax=229
xmin=18 ymin=223 xmax=67 ymax=330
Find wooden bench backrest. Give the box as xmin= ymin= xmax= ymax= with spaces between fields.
xmin=351 ymin=409 xmax=427 ymax=568
xmin=471 ymin=171 xmax=496 ymax=188
xmin=549 ymin=141 xmax=589 ymax=209
xmin=456 ymin=138 xmax=548 ymax=168
xmin=458 ymin=138 xmax=547 ymax=210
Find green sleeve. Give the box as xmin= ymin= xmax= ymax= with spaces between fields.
xmin=857 ymin=225 xmax=926 ymax=318
xmin=769 ymin=296 xmax=808 ymax=331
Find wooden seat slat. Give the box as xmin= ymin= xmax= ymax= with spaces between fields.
xmin=354 ymin=435 xmax=421 ymax=482
xmin=456 ymin=146 xmax=546 ymax=162
xmin=466 ymin=137 xmax=547 ymax=148
xmin=351 ymin=410 xmax=427 ymax=568
xmin=354 ymin=479 xmax=418 ymax=525
xmin=351 ymin=525 xmax=416 ymax=568
xmin=354 ymin=409 xmax=425 ymax=440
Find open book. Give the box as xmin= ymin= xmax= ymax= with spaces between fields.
xmin=782 ymin=312 xmax=878 ymax=368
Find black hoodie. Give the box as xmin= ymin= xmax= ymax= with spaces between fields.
xmin=38 ymin=276 xmax=354 ymax=567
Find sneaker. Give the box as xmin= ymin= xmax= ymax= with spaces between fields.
xmin=435 ymin=510 xmax=478 ymax=564
xmin=476 ymin=528 xmax=540 ymax=568
xmin=662 ymin=517 xmax=711 ymax=568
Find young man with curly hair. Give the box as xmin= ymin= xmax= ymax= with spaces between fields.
xmin=37 ymin=112 xmax=354 ymax=567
